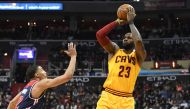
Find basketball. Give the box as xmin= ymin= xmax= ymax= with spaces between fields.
xmin=117 ymin=4 xmax=132 ymax=20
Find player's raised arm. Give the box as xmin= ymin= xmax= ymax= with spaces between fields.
xmin=31 ymin=42 xmax=77 ymax=98
xmin=44 ymin=42 xmax=77 ymax=87
xmin=127 ymin=6 xmax=146 ymax=65
xmin=96 ymin=20 xmax=124 ymax=54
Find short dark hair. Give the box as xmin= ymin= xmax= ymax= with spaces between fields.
xmin=26 ymin=65 xmax=38 ymax=82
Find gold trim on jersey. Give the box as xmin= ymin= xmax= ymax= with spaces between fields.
xmin=105 ymin=88 xmax=133 ymax=97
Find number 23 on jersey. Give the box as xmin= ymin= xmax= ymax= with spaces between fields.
xmin=118 ymin=66 xmax=131 ymax=78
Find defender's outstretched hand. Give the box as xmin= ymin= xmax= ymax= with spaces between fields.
xmin=64 ymin=42 xmax=77 ymax=57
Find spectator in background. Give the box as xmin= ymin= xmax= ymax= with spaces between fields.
xmin=56 ymin=102 xmax=64 ymax=109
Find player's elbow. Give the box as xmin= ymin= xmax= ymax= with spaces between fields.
xmin=96 ymin=30 xmax=104 ymax=39
xmin=65 ymin=72 xmax=73 ymax=80
xmin=96 ymin=31 xmax=101 ymax=39
xmin=48 ymin=71 xmax=74 ymax=88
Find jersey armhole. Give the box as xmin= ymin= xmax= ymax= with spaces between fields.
xmin=29 ymin=81 xmax=46 ymax=100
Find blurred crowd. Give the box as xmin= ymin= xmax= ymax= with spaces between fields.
xmin=0 ymin=82 xmax=11 ymax=109
xmin=48 ymin=42 xmax=105 ymax=70
xmin=0 ymin=77 xmax=190 ymax=109
xmin=0 ymin=18 xmax=189 ymax=70
xmin=135 ymin=79 xmax=190 ymax=109
xmin=0 ymin=18 xmax=190 ymax=40
xmin=47 ymin=40 xmax=189 ymax=72
xmin=44 ymin=84 xmax=101 ymax=109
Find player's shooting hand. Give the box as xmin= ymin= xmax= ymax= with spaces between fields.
xmin=127 ymin=5 xmax=136 ymax=24
xmin=115 ymin=19 xmax=127 ymax=25
xmin=64 ymin=42 xmax=77 ymax=57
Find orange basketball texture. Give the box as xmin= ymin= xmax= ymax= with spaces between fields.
xmin=117 ymin=4 xmax=131 ymax=20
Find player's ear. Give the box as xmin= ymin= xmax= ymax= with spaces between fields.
xmin=35 ymin=73 xmax=39 ymax=78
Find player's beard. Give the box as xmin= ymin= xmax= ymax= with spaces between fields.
xmin=123 ymin=42 xmax=135 ymax=51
